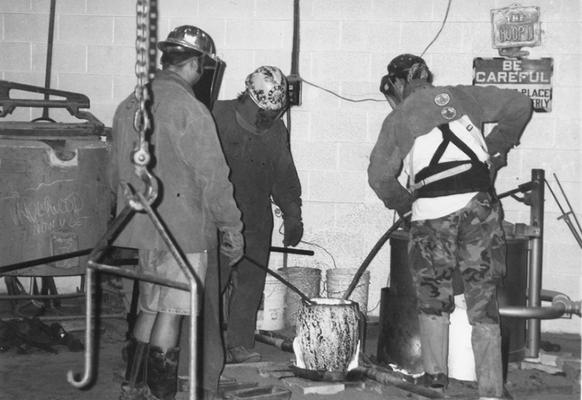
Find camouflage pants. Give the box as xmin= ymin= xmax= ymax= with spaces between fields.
xmin=408 ymin=192 xmax=506 ymax=325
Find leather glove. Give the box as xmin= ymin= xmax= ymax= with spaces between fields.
xmin=283 ymin=216 xmax=303 ymax=247
xmin=220 ymin=230 xmax=244 ymax=266
xmin=394 ymin=199 xmax=412 ymax=221
xmin=487 ymin=153 xmax=507 ymax=183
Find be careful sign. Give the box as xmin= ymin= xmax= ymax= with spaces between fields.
xmin=473 ymin=57 xmax=553 ymax=112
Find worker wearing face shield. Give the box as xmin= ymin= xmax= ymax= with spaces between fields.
xmin=110 ymin=25 xmax=243 ymax=400
xmin=369 ymin=54 xmax=532 ymax=400
xmin=212 ymin=66 xmax=303 ymax=364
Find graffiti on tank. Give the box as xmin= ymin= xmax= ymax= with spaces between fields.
xmin=9 ymin=191 xmax=86 ymax=236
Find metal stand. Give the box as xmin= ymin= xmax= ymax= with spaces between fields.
xmin=497 ymin=169 xmax=580 ymax=359
xmin=66 ymin=189 xmax=202 ymax=400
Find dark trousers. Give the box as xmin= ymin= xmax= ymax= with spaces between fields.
xmin=222 ymin=230 xmax=271 ymax=349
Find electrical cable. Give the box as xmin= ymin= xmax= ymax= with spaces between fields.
xmin=275 ymin=218 xmax=338 ymax=270
xmin=297 ymin=0 xmax=454 ymax=104
xmin=419 ymin=0 xmax=453 ymax=57
xmin=297 ymin=238 xmax=338 ymax=270
xmin=301 ymin=77 xmax=385 ymax=103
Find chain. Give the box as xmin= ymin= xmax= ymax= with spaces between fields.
xmin=133 ymin=0 xmax=151 ymax=165
xmin=127 ymin=0 xmax=158 ymax=210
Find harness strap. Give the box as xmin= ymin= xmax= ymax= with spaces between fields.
xmin=414 ymin=122 xmax=491 ymax=198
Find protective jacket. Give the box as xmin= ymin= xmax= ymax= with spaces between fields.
xmin=212 ymin=100 xmax=302 ymax=231
xmin=212 ymin=99 xmax=302 ymax=350
xmin=368 ymin=81 xmax=533 ymax=215
xmin=109 ymin=69 xmax=243 ymax=252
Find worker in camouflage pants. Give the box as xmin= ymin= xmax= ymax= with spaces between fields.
xmin=368 ymin=53 xmax=532 ymax=399
xmin=409 ymin=192 xmax=506 ymax=396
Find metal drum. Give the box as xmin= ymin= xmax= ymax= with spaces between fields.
xmin=377 ymin=227 xmax=528 ymax=374
xmin=0 ymin=121 xmax=110 ymax=276
xmin=295 ymin=298 xmax=360 ymax=372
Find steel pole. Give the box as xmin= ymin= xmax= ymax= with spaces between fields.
xmin=526 ymin=169 xmax=544 ymax=358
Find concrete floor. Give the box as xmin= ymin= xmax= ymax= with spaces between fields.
xmin=0 ymin=306 xmax=579 ymax=400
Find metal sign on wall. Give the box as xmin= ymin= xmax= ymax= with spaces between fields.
xmin=473 ymin=57 xmax=553 ymax=112
xmin=491 ymin=4 xmax=541 ymax=49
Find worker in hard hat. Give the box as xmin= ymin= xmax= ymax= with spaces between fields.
xmin=212 ymin=65 xmax=303 ymax=364
xmin=110 ymin=25 xmax=243 ymax=400
xmin=368 ymin=54 xmax=533 ymax=400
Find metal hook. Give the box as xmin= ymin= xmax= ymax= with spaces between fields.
xmin=66 ymin=266 xmax=95 ymax=388
xmin=66 ymin=204 xmax=135 ymax=388
xmin=124 ymin=167 xmax=158 ymax=211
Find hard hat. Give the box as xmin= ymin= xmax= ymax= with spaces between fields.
xmin=158 ymin=25 xmax=217 ymax=59
xmin=386 ymin=54 xmax=428 ymax=81
xmin=245 ymin=66 xmax=288 ymax=111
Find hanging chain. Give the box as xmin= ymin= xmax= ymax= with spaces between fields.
xmin=133 ymin=0 xmax=151 ymax=164
xmin=127 ymin=0 xmax=158 ymax=210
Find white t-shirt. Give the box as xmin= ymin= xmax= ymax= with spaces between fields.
xmin=401 ymin=115 xmax=490 ymax=221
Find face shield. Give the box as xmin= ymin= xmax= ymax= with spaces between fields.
xmin=158 ymin=25 xmax=226 ymax=109
xmin=193 ymin=55 xmax=226 ymax=110
xmin=380 ymin=53 xmax=429 ymax=108
xmin=379 ymin=73 xmax=404 ymax=109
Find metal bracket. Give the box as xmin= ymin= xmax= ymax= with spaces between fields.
xmin=0 ymin=80 xmax=103 ymax=127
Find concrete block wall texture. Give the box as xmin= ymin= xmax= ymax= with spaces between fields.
xmin=0 ymin=0 xmax=580 ymax=334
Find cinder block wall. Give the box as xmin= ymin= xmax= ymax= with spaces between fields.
xmin=0 ymin=0 xmax=580 ymax=334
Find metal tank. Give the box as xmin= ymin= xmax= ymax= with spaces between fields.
xmin=0 ymin=80 xmax=111 ymax=276
xmin=377 ymin=227 xmax=529 ymax=375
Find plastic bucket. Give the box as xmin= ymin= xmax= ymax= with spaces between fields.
xmin=257 ymin=275 xmax=287 ymax=331
xmin=448 ymin=295 xmax=477 ymax=381
xmin=326 ymin=268 xmax=370 ymax=315
xmin=278 ymin=267 xmax=321 ymax=328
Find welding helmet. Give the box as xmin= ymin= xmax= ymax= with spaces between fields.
xmin=245 ymin=66 xmax=288 ymax=111
xmin=380 ymin=54 xmax=430 ymax=106
xmin=158 ymin=25 xmax=226 ymax=109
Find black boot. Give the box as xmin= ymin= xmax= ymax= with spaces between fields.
xmin=147 ymin=346 xmax=180 ymax=400
xmin=418 ymin=314 xmax=450 ymax=390
xmin=120 ymin=338 xmax=150 ymax=400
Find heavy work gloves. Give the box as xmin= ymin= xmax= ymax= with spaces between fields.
xmin=487 ymin=153 xmax=507 ymax=183
xmin=281 ymin=202 xmax=303 ymax=247
xmin=220 ymin=230 xmax=244 ymax=266
xmin=396 ymin=205 xmax=412 ymax=221
xmin=283 ymin=216 xmax=303 ymax=247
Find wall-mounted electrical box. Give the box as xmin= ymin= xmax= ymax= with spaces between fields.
xmin=287 ymin=74 xmax=302 ymax=106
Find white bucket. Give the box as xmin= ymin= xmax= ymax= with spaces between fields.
xmin=257 ymin=275 xmax=287 ymax=331
xmin=326 ymin=268 xmax=370 ymax=315
xmin=448 ymin=294 xmax=477 ymax=381
xmin=278 ymin=267 xmax=321 ymax=328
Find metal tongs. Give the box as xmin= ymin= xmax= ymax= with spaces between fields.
xmin=545 ymin=173 xmax=582 ymax=249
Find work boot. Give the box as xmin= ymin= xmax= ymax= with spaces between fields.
xmin=119 ymin=338 xmax=150 ymax=400
xmin=421 ymin=372 xmax=448 ymax=389
xmin=147 ymin=346 xmax=180 ymax=400
xmin=418 ymin=313 xmax=450 ymax=389
xmin=225 ymin=345 xmax=261 ymax=364
xmin=472 ymin=323 xmax=504 ymax=399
